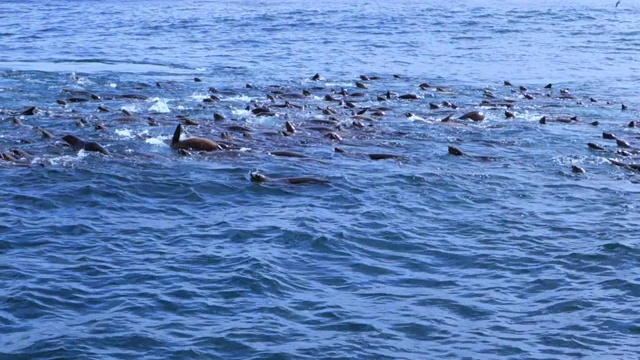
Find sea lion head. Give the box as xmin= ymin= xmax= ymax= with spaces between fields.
xmin=250 ymin=172 xmax=270 ymax=182
xmin=448 ymin=146 xmax=465 ymax=156
xmin=62 ymin=134 xmax=84 ymax=148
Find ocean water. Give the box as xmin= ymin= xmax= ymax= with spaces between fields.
xmin=1 ymin=0 xmax=639 ymax=359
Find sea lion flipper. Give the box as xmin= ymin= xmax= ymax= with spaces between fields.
xmin=172 ymin=123 xmax=183 ymax=146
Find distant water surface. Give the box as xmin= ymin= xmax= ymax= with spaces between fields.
xmin=1 ymin=1 xmax=639 ymax=359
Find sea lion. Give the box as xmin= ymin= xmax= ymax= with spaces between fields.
xmin=369 ymin=153 xmax=404 ymax=160
xmin=250 ymin=172 xmax=329 ymax=185
xmin=39 ymin=128 xmax=53 ymax=139
xmin=118 ymin=94 xmax=148 ymax=100
xmin=326 ymin=132 xmax=343 ymax=141
xmin=182 ymin=118 xmax=199 ymax=126
xmin=616 ymin=139 xmax=632 ymax=148
xmin=459 ymin=111 xmax=485 ymax=121
xmin=11 ymin=149 xmax=32 ymax=159
xmin=62 ymin=134 xmax=110 ymax=155
xmin=269 ymin=151 xmax=307 ymax=158
xmin=609 ymin=159 xmax=640 ymax=172
xmin=588 ymin=143 xmax=605 ymax=150
xmin=442 ymin=101 xmax=457 ymax=108
xmin=1 ymin=153 xmax=17 ymax=162
xmin=572 ymin=165 xmax=586 ymax=173
xmin=22 ymin=107 xmax=38 ymax=116
xmin=448 ymin=146 xmax=465 ymax=156
xmin=504 ymin=80 xmax=513 ymax=86
xmin=603 ymin=132 xmax=617 ymax=140
xmin=398 ymin=94 xmax=419 ymax=100
xmin=285 ymin=121 xmax=296 ymax=133
xmin=68 ymin=97 xmax=89 ymax=103
xmin=171 ymin=124 xmax=221 ymax=151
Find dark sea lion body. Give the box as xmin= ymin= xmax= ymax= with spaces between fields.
xmin=269 ymin=151 xmax=307 ymax=158
xmin=171 ymin=124 xmax=221 ymax=151
xmin=459 ymin=111 xmax=485 ymax=121
xmin=62 ymin=135 xmax=110 ymax=155
xmin=572 ymin=165 xmax=586 ymax=173
xmin=251 ymin=172 xmax=329 ymax=185
xmin=369 ymin=153 xmax=404 ymax=160
xmin=588 ymin=143 xmax=605 ymax=150
xmin=448 ymin=146 xmax=465 ymax=156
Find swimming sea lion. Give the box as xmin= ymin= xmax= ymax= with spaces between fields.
xmin=171 ymin=124 xmax=221 ymax=151
xmin=398 ymin=94 xmax=419 ymax=100
xmin=572 ymin=165 xmax=586 ymax=173
xmin=269 ymin=151 xmax=307 ymax=158
xmin=62 ymin=134 xmax=110 ymax=155
xmin=459 ymin=111 xmax=485 ymax=121
xmin=285 ymin=121 xmax=296 ymax=133
xmin=1 ymin=153 xmax=17 ymax=162
xmin=250 ymin=172 xmax=329 ymax=185
xmin=448 ymin=146 xmax=465 ymax=156
xmin=603 ymin=132 xmax=617 ymax=140
xmin=369 ymin=153 xmax=404 ymax=160
xmin=22 ymin=106 xmax=38 ymax=116
xmin=588 ymin=143 xmax=605 ymax=150
xmin=616 ymin=139 xmax=632 ymax=148
xmin=609 ymin=159 xmax=640 ymax=172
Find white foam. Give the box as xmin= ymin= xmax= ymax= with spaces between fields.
xmin=407 ymin=114 xmax=427 ymax=122
xmin=149 ymin=98 xmax=170 ymax=113
xmin=145 ymin=135 xmax=170 ymax=147
xmin=223 ymin=95 xmax=252 ymax=102
xmin=190 ymin=92 xmax=210 ymax=101
xmin=115 ymin=128 xmax=149 ymax=139
xmin=232 ymin=109 xmax=251 ymax=117
xmin=115 ymin=129 xmax=133 ymax=138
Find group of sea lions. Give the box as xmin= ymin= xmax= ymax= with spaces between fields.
xmin=0 ymin=72 xmax=638 ymax=181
